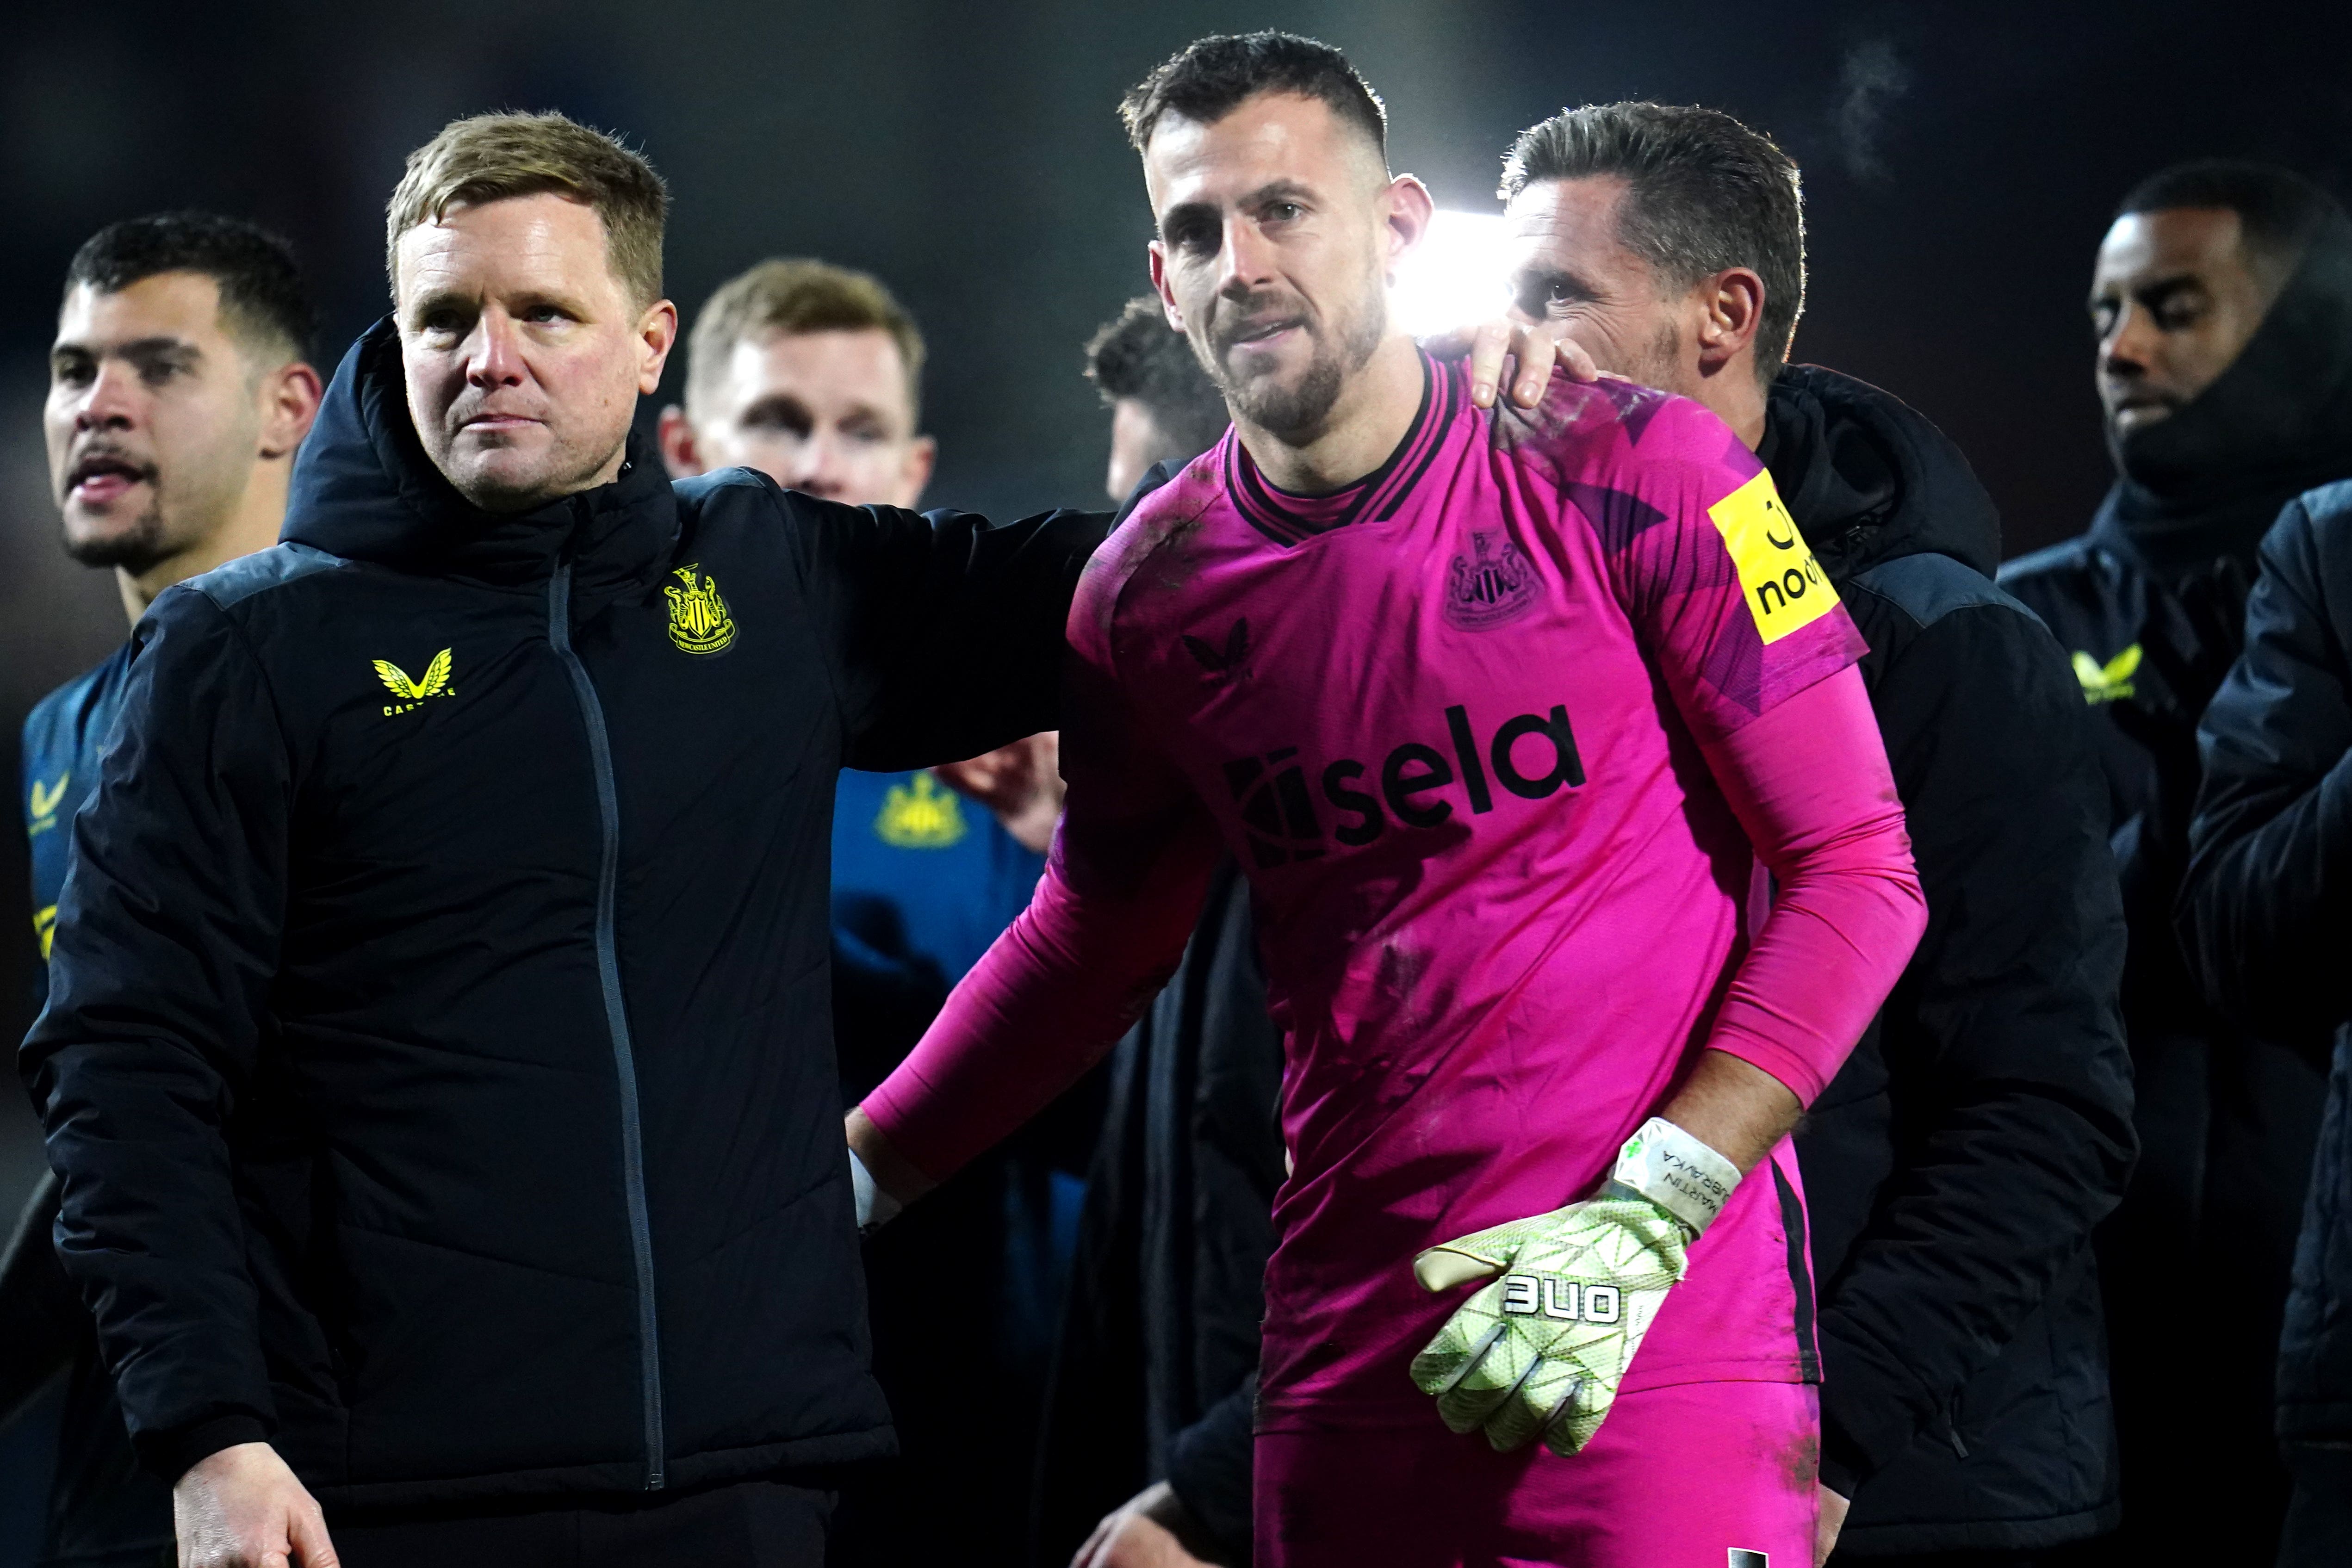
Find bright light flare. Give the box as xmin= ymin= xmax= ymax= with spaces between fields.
xmin=1390 ymin=210 xmax=1512 ymax=338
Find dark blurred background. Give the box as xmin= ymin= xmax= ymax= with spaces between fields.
xmin=0 ymin=0 xmax=2340 ymax=1539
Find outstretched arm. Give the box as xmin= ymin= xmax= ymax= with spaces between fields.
xmin=852 ymin=550 xmax=1225 ymax=1202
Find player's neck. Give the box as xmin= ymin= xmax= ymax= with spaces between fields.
xmin=1235 ymin=333 xmax=1426 ymax=495
xmin=1685 ymin=355 xmax=1769 ymax=452
xmin=115 ymin=460 xmax=290 ymax=627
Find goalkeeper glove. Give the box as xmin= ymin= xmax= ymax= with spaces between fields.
xmin=1407 ymin=1116 xmax=1739 ymax=1456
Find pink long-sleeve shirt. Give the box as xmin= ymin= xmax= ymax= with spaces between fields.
xmin=867 ymin=357 xmax=1925 ymax=1430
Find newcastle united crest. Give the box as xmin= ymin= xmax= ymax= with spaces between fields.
xmin=665 ymin=564 xmax=736 ymax=655
xmin=1443 ymin=530 xmax=1539 ymax=630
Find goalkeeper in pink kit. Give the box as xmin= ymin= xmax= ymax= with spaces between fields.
xmin=849 ymin=33 xmax=1927 ymax=1568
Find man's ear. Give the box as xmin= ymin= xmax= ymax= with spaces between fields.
xmin=1148 ymin=241 xmax=1187 ymax=335
xmin=1381 ymin=174 xmax=1436 ymax=282
xmin=636 ymin=298 xmax=680 ymax=395
xmin=901 ymin=434 xmax=937 ymax=509
xmin=1697 ymin=268 xmax=1766 ymax=373
xmin=258 ymin=360 xmax=325 ymax=461
xmin=657 ymin=406 xmax=704 ymax=479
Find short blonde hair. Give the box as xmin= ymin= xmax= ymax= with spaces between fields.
xmin=385 ymin=111 xmax=668 ymax=308
xmin=685 ymin=258 xmax=926 ymax=426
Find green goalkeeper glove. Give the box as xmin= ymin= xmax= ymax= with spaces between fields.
xmin=1407 ymin=1116 xmax=1739 ymax=1456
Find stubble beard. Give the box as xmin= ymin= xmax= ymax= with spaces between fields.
xmin=62 ymin=499 xmax=173 ymax=576
xmin=1208 ymin=279 xmax=1389 ymax=445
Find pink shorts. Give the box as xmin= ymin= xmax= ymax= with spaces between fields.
xmin=1256 ymin=1380 xmax=1819 ymax=1568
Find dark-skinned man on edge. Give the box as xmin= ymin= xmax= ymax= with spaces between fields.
xmin=2000 ymin=161 xmax=2352 ymax=1566
xmin=1497 ymin=104 xmax=2135 ymax=1566
xmin=17 ymin=111 xmax=1110 ymax=1567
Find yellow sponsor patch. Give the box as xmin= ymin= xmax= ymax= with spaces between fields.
xmin=1707 ymin=469 xmax=1838 ymax=644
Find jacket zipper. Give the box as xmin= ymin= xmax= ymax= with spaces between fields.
xmin=548 ymin=559 xmax=667 ymax=1490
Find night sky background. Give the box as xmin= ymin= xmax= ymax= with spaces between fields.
xmin=0 ymin=0 xmax=2342 ymax=1545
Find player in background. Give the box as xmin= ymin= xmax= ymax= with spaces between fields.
xmin=1998 ymin=163 xmax=2352 ymax=1564
xmin=1495 ymin=104 xmax=2135 ymax=1565
xmin=1088 ymin=294 xmax=1234 ymax=502
xmin=1 ymin=212 xmax=320 ymax=1568
xmin=850 ymin=32 xmax=1926 ymax=1568
xmin=659 ymin=256 xmax=1072 ymax=1568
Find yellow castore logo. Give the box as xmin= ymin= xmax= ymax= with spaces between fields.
xmin=1707 ymin=470 xmax=1840 ymax=645
xmin=665 ymin=564 xmax=736 ymax=655
xmin=374 ymin=649 xmax=455 ymax=716
xmin=27 ymin=772 xmax=68 ymax=836
xmin=2072 ymin=644 xmax=2140 ymax=704
xmin=33 ymin=905 xmax=56 ymax=961
xmin=875 ymin=772 xmax=968 ymax=849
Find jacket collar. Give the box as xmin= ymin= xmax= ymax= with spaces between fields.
xmin=283 ymin=316 xmax=676 ymax=595
xmin=1759 ymin=364 xmax=2003 ymax=585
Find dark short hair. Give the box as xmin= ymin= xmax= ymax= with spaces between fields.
xmin=1085 ymin=297 xmax=1228 ymax=458
xmin=1120 ymin=31 xmax=1386 ymax=165
xmin=64 ymin=211 xmax=315 ymax=363
xmin=2116 ymin=159 xmax=2346 ymax=272
xmin=1501 ymin=102 xmax=1806 ymax=383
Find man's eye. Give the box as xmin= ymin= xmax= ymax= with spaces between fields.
xmin=2091 ymin=304 xmax=2117 ymax=338
xmin=525 ymin=305 xmax=564 ymax=324
xmin=1267 ymin=202 xmax=1303 ymax=222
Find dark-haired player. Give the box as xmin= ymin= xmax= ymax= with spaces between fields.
xmin=2000 ymin=161 xmax=2352 ymax=1563
xmin=851 ymin=32 xmax=1927 ymax=1568
xmin=3 ymin=211 xmax=319 ymax=1568
xmin=1086 ymin=295 xmax=1230 ymax=502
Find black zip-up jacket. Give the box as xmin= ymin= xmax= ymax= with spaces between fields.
xmin=1769 ymin=367 xmax=2136 ymax=1556
xmin=2000 ymin=427 xmax=2335 ymax=1562
xmin=2179 ymin=478 xmax=2352 ymax=1450
xmin=17 ymin=319 xmax=1105 ymax=1511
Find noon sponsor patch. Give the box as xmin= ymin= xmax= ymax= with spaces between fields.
xmin=1707 ymin=470 xmax=1837 ymax=645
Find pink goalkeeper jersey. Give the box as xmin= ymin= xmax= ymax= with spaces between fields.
xmin=872 ymin=353 xmax=1891 ymax=1433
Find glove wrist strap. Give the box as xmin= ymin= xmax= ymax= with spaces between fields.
xmin=1610 ymin=1117 xmax=1740 ymax=1236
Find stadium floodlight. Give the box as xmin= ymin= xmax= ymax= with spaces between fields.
xmin=1390 ymin=210 xmax=1511 ymax=338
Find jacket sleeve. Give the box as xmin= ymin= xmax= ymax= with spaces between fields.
xmin=15 ymin=587 xmax=293 ymax=1480
xmin=861 ymin=541 xmax=1225 ymax=1182
xmin=1165 ymin=1372 xmax=1257 ymax=1561
xmin=0 ymin=1171 xmax=80 ymax=1429
xmin=2181 ymin=497 xmax=2352 ymax=1043
xmin=785 ymin=487 xmax=1110 ymax=770
xmin=1813 ymin=602 xmax=2136 ymax=1496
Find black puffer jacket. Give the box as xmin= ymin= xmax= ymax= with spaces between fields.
xmin=1770 ymin=366 xmax=2137 ymax=1556
xmin=2179 ymin=478 xmax=2352 ymax=1452
xmin=17 ymin=319 xmax=1104 ymax=1512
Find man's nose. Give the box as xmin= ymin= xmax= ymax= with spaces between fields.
xmin=2101 ymin=303 xmax=2156 ymax=381
xmin=1218 ymin=214 xmax=1278 ymax=295
xmin=466 ymin=312 xmax=527 ymax=386
xmin=787 ymin=431 xmax=845 ymax=499
xmin=73 ymin=361 xmax=142 ymax=432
